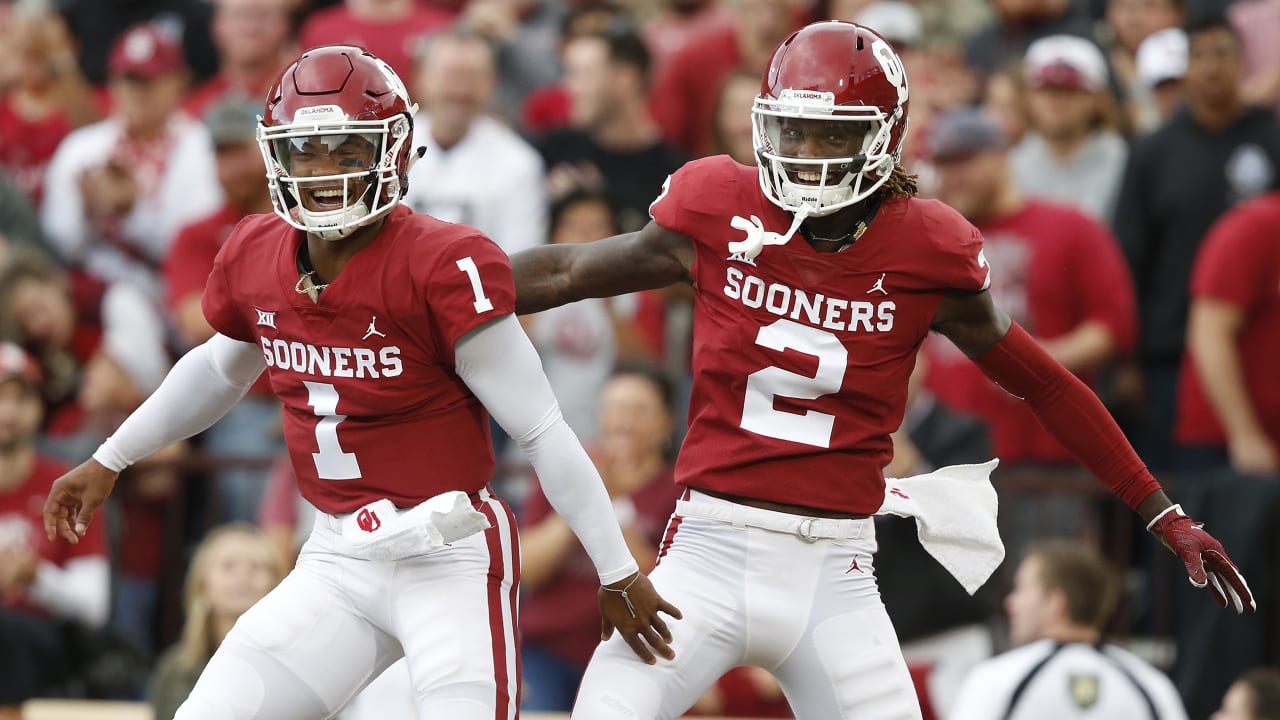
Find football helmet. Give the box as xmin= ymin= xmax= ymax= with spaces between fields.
xmin=752 ymin=21 xmax=910 ymax=217
xmin=258 ymin=45 xmax=419 ymax=240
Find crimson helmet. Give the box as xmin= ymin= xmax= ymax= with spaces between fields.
xmin=752 ymin=21 xmax=910 ymax=217
xmin=258 ymin=45 xmax=419 ymax=240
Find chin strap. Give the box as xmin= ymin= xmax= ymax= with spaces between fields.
xmin=727 ymin=205 xmax=810 ymax=260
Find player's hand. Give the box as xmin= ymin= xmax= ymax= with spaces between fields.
xmin=599 ymin=571 xmax=683 ymax=665
xmin=43 ymin=459 xmax=118 ymax=544
xmin=1148 ymin=504 xmax=1255 ymax=613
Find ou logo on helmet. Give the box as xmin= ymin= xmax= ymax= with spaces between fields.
xmin=871 ymin=38 xmax=909 ymax=106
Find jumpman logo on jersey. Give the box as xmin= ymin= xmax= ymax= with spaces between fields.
xmin=362 ymin=316 xmax=387 ymax=340
xmin=845 ymin=555 xmax=863 ymax=574
xmin=867 ymin=273 xmax=888 ymax=296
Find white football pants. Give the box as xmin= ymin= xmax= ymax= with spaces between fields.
xmin=572 ymin=490 xmax=922 ymax=720
xmin=174 ymin=489 xmax=520 ymax=720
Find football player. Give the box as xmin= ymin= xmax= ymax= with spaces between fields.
xmin=42 ymin=46 xmax=678 ymax=719
xmin=511 ymin=20 xmax=1253 ymax=720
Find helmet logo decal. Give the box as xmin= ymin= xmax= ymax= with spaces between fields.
xmin=871 ymin=38 xmax=909 ymax=106
xmin=293 ymin=104 xmax=347 ymax=123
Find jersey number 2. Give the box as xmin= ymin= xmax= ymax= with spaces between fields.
xmin=305 ymin=381 xmax=361 ymax=479
xmin=740 ymin=319 xmax=846 ymax=448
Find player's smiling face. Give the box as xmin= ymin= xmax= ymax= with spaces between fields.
xmin=275 ymin=133 xmax=379 ymax=213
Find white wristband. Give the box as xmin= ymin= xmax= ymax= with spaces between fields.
xmin=1146 ymin=503 xmax=1185 ymax=532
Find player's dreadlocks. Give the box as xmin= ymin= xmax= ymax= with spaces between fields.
xmin=879 ymin=162 xmax=918 ymax=199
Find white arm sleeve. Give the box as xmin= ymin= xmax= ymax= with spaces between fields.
xmin=455 ymin=314 xmax=639 ymax=585
xmin=27 ymin=557 xmax=110 ymax=628
xmin=92 ymin=333 xmax=266 ymax=472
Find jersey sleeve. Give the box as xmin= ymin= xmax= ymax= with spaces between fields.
xmin=201 ymin=219 xmax=255 ymax=343
xmin=648 ymin=156 xmax=739 ymax=237
xmin=920 ymin=200 xmax=992 ymax=292
xmin=1191 ymin=203 xmax=1271 ymax=309
xmin=426 ymin=233 xmax=517 ymax=354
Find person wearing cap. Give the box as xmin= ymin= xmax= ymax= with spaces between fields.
xmin=1010 ymin=34 xmax=1128 ymax=223
xmin=1135 ymin=27 xmax=1188 ymax=130
xmin=1103 ymin=0 xmax=1183 ymax=133
xmin=924 ymin=107 xmax=1136 ymax=544
xmin=0 ymin=342 xmax=108 ymax=712
xmin=162 ymin=95 xmax=283 ymax=525
xmin=39 ymin=21 xmax=224 ymax=302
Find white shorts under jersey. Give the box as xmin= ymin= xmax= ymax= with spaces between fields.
xmin=950 ymin=639 xmax=1188 ymax=720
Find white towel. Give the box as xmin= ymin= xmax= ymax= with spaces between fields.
xmin=876 ymin=459 xmax=1004 ymax=595
xmin=339 ymin=492 xmax=492 ymax=562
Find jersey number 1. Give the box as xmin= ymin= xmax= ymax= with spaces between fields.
xmin=740 ymin=319 xmax=846 ymax=448
xmin=305 ymin=381 xmax=361 ymax=479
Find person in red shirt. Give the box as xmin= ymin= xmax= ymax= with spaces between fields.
xmin=650 ymin=0 xmax=806 ymax=157
xmin=0 ymin=342 xmax=108 ymax=711
xmin=1177 ymin=191 xmax=1280 ymax=474
xmin=512 ymin=21 xmax=1250 ymax=719
xmin=925 ymin=107 xmax=1137 ymax=467
xmin=42 ymin=46 xmax=675 ymax=720
xmin=183 ymin=0 xmax=297 ymax=120
xmin=297 ymin=0 xmax=452 ymax=88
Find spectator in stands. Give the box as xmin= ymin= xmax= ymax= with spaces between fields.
xmin=0 ymin=2 xmax=99 ymax=208
xmin=461 ymin=0 xmax=567 ymax=126
xmin=1011 ymin=35 xmax=1128 ymax=222
xmin=643 ymin=0 xmax=734 ymax=81
xmin=522 ymin=191 xmax=620 ymax=441
xmin=538 ymin=27 xmax=686 ymax=233
xmin=1134 ymin=27 xmax=1188 ymax=132
xmin=1214 ymin=668 xmax=1280 ymax=720
xmin=982 ymin=65 xmax=1030 ymax=147
xmin=40 ymin=22 xmax=223 ymax=301
xmin=149 ymin=524 xmax=284 ymax=720
xmin=1228 ymin=0 xmax=1280 ymax=117
xmin=1177 ymin=191 xmax=1280 ymax=474
xmin=710 ymin=70 xmax=760 ymax=166
xmin=927 ymin=108 xmax=1136 ymax=474
xmin=518 ymin=364 xmax=681 ymax=711
xmin=0 ymin=342 xmax=108 ymax=713
xmin=184 ymin=0 xmax=296 ymax=120
xmin=1104 ymin=0 xmax=1183 ymax=132
xmin=58 ymin=0 xmax=218 ymax=85
xmin=403 ymin=30 xmax=547 ymax=257
xmin=164 ymin=96 xmax=282 ymax=524
xmin=950 ymin=541 xmax=1187 ymax=719
xmin=964 ymin=0 xmax=1093 ymax=77
xmin=651 ymin=0 xmax=806 ymax=157
xmin=1113 ymin=15 xmax=1280 ymax=470
xmin=297 ymin=0 xmax=451 ymax=87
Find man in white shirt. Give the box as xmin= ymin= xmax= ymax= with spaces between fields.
xmin=950 ymin=541 xmax=1188 ymax=720
xmin=403 ymin=29 xmax=546 ymax=256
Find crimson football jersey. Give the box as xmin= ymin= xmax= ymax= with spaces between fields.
xmin=203 ymin=205 xmax=515 ymax=514
xmin=651 ymin=156 xmax=990 ymax=514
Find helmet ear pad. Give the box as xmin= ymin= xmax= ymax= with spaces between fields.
xmin=752 ymin=21 xmax=910 ymax=216
xmin=257 ymin=45 xmax=420 ymax=239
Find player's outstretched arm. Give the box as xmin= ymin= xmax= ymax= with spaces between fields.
xmin=932 ymin=290 xmax=1255 ymax=613
xmin=510 ymin=221 xmax=695 ymax=315
xmin=454 ymin=315 xmax=683 ymax=662
xmin=43 ymin=333 xmax=266 ymax=544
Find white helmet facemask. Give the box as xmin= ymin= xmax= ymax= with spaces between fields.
xmin=258 ymin=105 xmax=417 ymax=241
xmin=752 ymin=89 xmax=904 ymax=218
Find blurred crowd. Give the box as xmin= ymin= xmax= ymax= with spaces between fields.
xmin=0 ymin=0 xmax=1278 ymax=718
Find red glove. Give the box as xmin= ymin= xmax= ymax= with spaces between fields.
xmin=1148 ymin=504 xmax=1255 ymax=613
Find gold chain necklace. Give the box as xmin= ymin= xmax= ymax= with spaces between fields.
xmin=295 ymin=271 xmax=331 ymax=294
